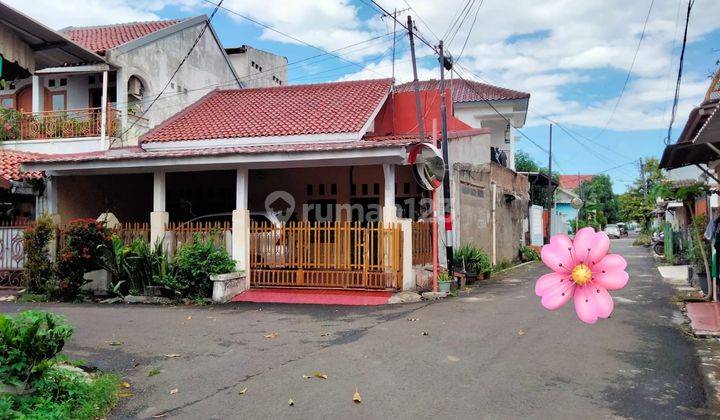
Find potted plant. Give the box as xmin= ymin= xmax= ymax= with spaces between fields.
xmin=437 ymin=271 xmax=453 ymax=293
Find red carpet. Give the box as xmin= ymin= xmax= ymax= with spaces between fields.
xmin=231 ymin=288 xmax=393 ymax=306
xmin=686 ymin=302 xmax=720 ymax=336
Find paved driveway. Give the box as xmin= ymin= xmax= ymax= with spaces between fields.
xmin=1 ymin=238 xmax=708 ymax=419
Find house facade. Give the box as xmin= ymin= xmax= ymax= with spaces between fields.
xmin=0 ymin=2 xmax=287 ymax=220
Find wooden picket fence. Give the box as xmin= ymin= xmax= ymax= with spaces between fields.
xmin=411 ymin=221 xmax=433 ymax=265
xmin=165 ymin=221 xmax=232 ymax=256
xmin=249 ymin=221 xmax=402 ymax=290
xmin=113 ymin=222 xmax=150 ymax=245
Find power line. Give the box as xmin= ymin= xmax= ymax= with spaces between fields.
xmin=402 ymin=0 xmax=440 ymax=42
xmin=593 ymin=0 xmax=655 ymax=140
xmin=362 ymin=0 xmax=438 ymax=54
xmin=455 ymin=0 xmax=484 ymax=63
xmin=446 ymin=0 xmax=477 ymax=47
xmin=112 ymin=0 xmax=226 ymax=146
xmin=203 ymin=0 xmax=388 ymax=78
xmin=666 ymin=0 xmax=695 ymax=145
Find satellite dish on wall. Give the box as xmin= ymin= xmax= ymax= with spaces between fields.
xmin=407 ymin=143 xmax=445 ymax=191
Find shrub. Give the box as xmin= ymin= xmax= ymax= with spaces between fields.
xmin=163 ymin=235 xmax=235 ymax=299
xmin=100 ymin=237 xmax=168 ymax=296
xmin=632 ymin=234 xmax=651 ymax=247
xmin=520 ymin=245 xmax=540 ymax=262
xmin=23 ymin=216 xmax=56 ymax=294
xmin=0 ymin=311 xmax=73 ymax=387
xmin=54 ymin=219 xmax=111 ymax=300
xmin=454 ymin=244 xmax=490 ymax=274
xmin=0 ymin=108 xmax=21 ymax=141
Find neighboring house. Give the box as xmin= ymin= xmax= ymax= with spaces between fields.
xmin=554 ymin=187 xmax=579 ymax=233
xmin=0 ymin=2 xmax=287 ymax=220
xmin=225 ymin=45 xmax=287 ymax=88
xmin=396 ymin=78 xmax=530 ymax=170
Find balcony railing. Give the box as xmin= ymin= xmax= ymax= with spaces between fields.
xmin=0 ymin=107 xmax=119 ymax=141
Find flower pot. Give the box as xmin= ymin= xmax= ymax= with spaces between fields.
xmin=465 ymin=271 xmax=477 ymax=284
xmin=438 ymin=280 xmax=451 ymax=293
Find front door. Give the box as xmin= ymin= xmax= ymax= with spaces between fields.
xmin=16 ymin=86 xmax=31 ymax=112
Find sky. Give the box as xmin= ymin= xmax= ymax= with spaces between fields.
xmin=6 ymin=0 xmax=720 ymax=193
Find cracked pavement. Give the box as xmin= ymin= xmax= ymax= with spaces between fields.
xmin=1 ymin=238 xmax=710 ymax=419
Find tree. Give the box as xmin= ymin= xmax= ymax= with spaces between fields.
xmin=516 ymin=151 xmax=558 ymax=207
xmin=578 ymin=174 xmax=618 ymax=225
xmin=616 ymin=156 xmax=669 ymax=230
xmin=515 ymin=151 xmax=539 ymax=172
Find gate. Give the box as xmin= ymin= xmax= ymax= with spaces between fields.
xmin=0 ymin=223 xmax=28 ymax=288
xmin=250 ymin=221 xmax=402 ymax=290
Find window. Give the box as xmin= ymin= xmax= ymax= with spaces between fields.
xmin=0 ymin=97 xmax=13 ymax=109
xmin=48 ymin=79 xmax=56 ymax=87
xmin=51 ymin=93 xmax=66 ymax=111
xmin=59 ymin=78 xmax=67 ymax=87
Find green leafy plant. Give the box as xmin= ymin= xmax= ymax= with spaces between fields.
xmin=632 ymin=234 xmax=652 ymax=247
xmin=162 ymin=234 xmax=235 ymax=299
xmin=454 ymin=244 xmax=490 ymax=275
xmin=520 ymin=245 xmax=540 ymax=262
xmin=0 ymin=311 xmax=73 ymax=387
xmin=0 ymin=108 xmax=22 ymax=141
xmin=23 ymin=216 xmax=56 ymax=294
xmin=99 ymin=236 xmax=168 ymax=296
xmin=438 ymin=271 xmax=452 ymax=283
xmin=54 ymin=219 xmax=111 ymax=301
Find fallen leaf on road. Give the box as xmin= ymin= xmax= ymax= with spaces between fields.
xmin=313 ymin=372 xmax=328 ymax=379
xmin=288 ymin=398 xmax=294 ymax=406
xmin=118 ymin=392 xmax=132 ymax=398
xmin=447 ymin=355 xmax=460 ymax=362
xmin=151 ymin=413 xmax=168 ymax=418
xmin=302 ymin=375 xmax=312 ymax=379
xmin=239 ymin=387 xmax=247 ymax=395
xmin=517 ymin=329 xmax=525 ymax=336
xmin=320 ymin=332 xmax=331 ymax=337
xmin=407 ymin=317 xmax=419 ymax=322
xmin=187 ymin=316 xmax=192 ymax=320
xmin=120 ymin=381 xmax=130 ymax=389
xmin=264 ymin=332 xmax=279 ymax=339
xmin=132 ymin=362 xmax=140 ymax=368
xmin=420 ymin=331 xmax=429 ymax=336
xmin=148 ymin=368 xmax=160 ymax=377
xmin=353 ymin=388 xmax=362 ymax=404
xmin=169 ymin=388 xmax=178 ymax=395
xmin=164 ymin=353 xmax=181 ymax=358
xmin=108 ymin=341 xmax=123 ymax=346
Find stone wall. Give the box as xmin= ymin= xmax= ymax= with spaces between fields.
xmin=453 ymin=162 xmax=530 ymax=264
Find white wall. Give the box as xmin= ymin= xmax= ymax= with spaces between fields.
xmin=227 ymin=45 xmax=287 ymax=88
xmin=107 ymin=21 xmax=239 ymax=130
xmin=448 ymin=133 xmax=492 ymax=166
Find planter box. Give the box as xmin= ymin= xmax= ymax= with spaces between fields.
xmin=210 ymin=271 xmax=248 ymax=303
xmin=438 ymin=280 xmax=451 ymax=293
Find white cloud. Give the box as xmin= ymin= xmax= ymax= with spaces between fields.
xmin=4 ymin=0 xmax=720 ymax=132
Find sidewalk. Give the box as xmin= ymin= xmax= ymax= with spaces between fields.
xmin=656 ymin=262 xmax=720 ymax=412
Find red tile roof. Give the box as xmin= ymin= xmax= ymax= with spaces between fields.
xmin=558 ymin=175 xmax=594 ymax=190
xmin=63 ymin=20 xmax=180 ymax=54
xmin=141 ymin=79 xmax=394 ymax=143
xmin=395 ymin=79 xmax=530 ymax=102
xmin=0 ymin=150 xmax=44 ymax=189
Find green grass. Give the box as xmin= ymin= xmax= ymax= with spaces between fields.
xmin=0 ymin=372 xmax=119 ymax=420
xmin=16 ymin=293 xmax=49 ymax=303
xmin=147 ymin=368 xmax=161 ymax=377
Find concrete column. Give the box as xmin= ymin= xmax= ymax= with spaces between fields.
xmin=31 ymin=75 xmax=43 ymax=113
xmin=115 ymin=68 xmax=127 ymax=145
xmin=398 ymin=218 xmax=415 ymax=291
xmin=382 ymin=164 xmax=397 ymax=222
xmin=100 ymin=70 xmax=109 ymax=148
xmin=232 ymin=168 xmax=250 ymax=286
xmin=45 ymin=176 xmax=58 ymax=215
xmin=150 ymin=171 xmax=168 ymax=245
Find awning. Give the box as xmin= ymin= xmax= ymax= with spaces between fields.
xmin=0 ymin=3 xmax=103 ymax=71
xmin=660 ymin=140 xmax=720 ymax=170
xmin=660 ymin=99 xmax=720 ymax=170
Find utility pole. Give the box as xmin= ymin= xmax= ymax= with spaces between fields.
xmin=438 ymin=40 xmax=454 ymax=273
xmin=639 ymin=158 xmax=647 ymax=198
xmin=407 ymin=15 xmax=426 ymax=142
xmin=392 ymin=8 xmax=397 ymax=82
xmin=547 ymin=124 xmax=553 ymax=240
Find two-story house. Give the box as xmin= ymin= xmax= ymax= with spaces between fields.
xmin=0 ymin=1 xmax=287 ymax=221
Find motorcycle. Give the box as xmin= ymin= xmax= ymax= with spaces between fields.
xmin=652 ymin=231 xmax=665 ymax=256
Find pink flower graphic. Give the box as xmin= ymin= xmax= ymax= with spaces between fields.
xmin=536 ymin=227 xmax=629 ymax=324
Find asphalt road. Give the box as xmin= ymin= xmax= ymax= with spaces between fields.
xmin=1 ymin=238 xmax=709 ymax=419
